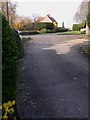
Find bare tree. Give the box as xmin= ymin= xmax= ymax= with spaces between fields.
xmin=19 ymin=16 xmax=33 ymax=30
xmin=0 ymin=0 xmax=6 ymax=16
xmin=0 ymin=0 xmax=17 ymax=27
xmin=9 ymin=2 xmax=17 ymax=27
xmin=32 ymin=13 xmax=41 ymax=21
xmin=74 ymin=0 xmax=89 ymax=23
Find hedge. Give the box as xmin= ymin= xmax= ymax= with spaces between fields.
xmin=35 ymin=22 xmax=54 ymax=30
xmin=2 ymin=16 xmax=18 ymax=102
xmin=72 ymin=22 xmax=86 ymax=31
xmin=13 ymin=29 xmax=24 ymax=59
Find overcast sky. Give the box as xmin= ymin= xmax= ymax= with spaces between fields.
xmin=14 ymin=0 xmax=83 ymax=29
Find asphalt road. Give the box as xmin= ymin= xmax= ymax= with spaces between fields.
xmin=16 ymin=34 xmax=88 ymax=119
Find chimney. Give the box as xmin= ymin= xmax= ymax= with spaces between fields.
xmin=62 ymin=21 xmax=65 ymax=28
xmin=47 ymin=14 xmax=50 ymax=17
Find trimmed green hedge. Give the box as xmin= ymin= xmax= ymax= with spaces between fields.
xmin=13 ymin=29 xmax=24 ymax=59
xmin=72 ymin=24 xmax=79 ymax=31
xmin=72 ymin=22 xmax=86 ymax=31
xmin=36 ymin=22 xmax=54 ymax=30
xmin=2 ymin=16 xmax=18 ymax=102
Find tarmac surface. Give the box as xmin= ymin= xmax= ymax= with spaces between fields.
xmin=16 ymin=34 xmax=88 ymax=119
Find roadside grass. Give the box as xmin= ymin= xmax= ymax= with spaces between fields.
xmin=58 ymin=31 xmax=85 ymax=35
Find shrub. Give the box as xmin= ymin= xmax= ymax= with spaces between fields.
xmin=47 ymin=29 xmax=52 ymax=33
xmin=72 ymin=24 xmax=79 ymax=31
xmin=13 ymin=29 xmax=24 ymax=59
xmin=72 ymin=22 xmax=86 ymax=31
xmin=36 ymin=23 xmax=47 ymax=30
xmin=2 ymin=16 xmax=18 ymax=102
xmin=36 ymin=22 xmax=54 ymax=30
xmin=39 ymin=28 xmax=47 ymax=33
xmin=39 ymin=28 xmax=52 ymax=33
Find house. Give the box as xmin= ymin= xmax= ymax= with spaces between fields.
xmin=35 ymin=14 xmax=58 ymax=30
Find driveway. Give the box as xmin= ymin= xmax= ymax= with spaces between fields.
xmin=16 ymin=34 xmax=88 ymax=119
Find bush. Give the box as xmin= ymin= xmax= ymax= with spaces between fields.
xmin=47 ymin=29 xmax=52 ymax=33
xmin=72 ymin=22 xmax=86 ymax=31
xmin=36 ymin=22 xmax=54 ymax=30
xmin=72 ymin=24 xmax=79 ymax=31
xmin=39 ymin=28 xmax=52 ymax=33
xmin=39 ymin=28 xmax=47 ymax=33
xmin=2 ymin=16 xmax=18 ymax=102
xmin=13 ymin=29 xmax=24 ymax=59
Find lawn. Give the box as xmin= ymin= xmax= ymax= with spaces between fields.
xmin=58 ymin=31 xmax=84 ymax=35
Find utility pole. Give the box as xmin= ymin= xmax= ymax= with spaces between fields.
xmin=6 ymin=0 xmax=9 ymax=23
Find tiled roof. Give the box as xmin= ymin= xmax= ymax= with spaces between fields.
xmin=37 ymin=17 xmax=45 ymax=22
xmin=36 ymin=15 xmax=57 ymax=24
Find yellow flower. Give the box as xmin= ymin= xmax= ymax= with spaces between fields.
xmin=5 ymin=107 xmax=9 ymax=113
xmin=14 ymin=117 xmax=17 ymax=120
xmin=7 ymin=101 xmax=12 ymax=107
xmin=3 ymin=103 xmax=7 ymax=109
xmin=0 ymin=105 xmax=2 ymax=109
xmin=2 ymin=100 xmax=16 ymax=119
xmin=3 ymin=114 xmax=8 ymax=120
xmin=12 ymin=100 xmax=15 ymax=106
xmin=10 ymin=108 xmax=14 ymax=114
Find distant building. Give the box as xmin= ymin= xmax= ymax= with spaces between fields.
xmin=35 ymin=14 xmax=58 ymax=30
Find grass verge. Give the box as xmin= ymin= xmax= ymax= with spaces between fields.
xmin=58 ymin=31 xmax=84 ymax=35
